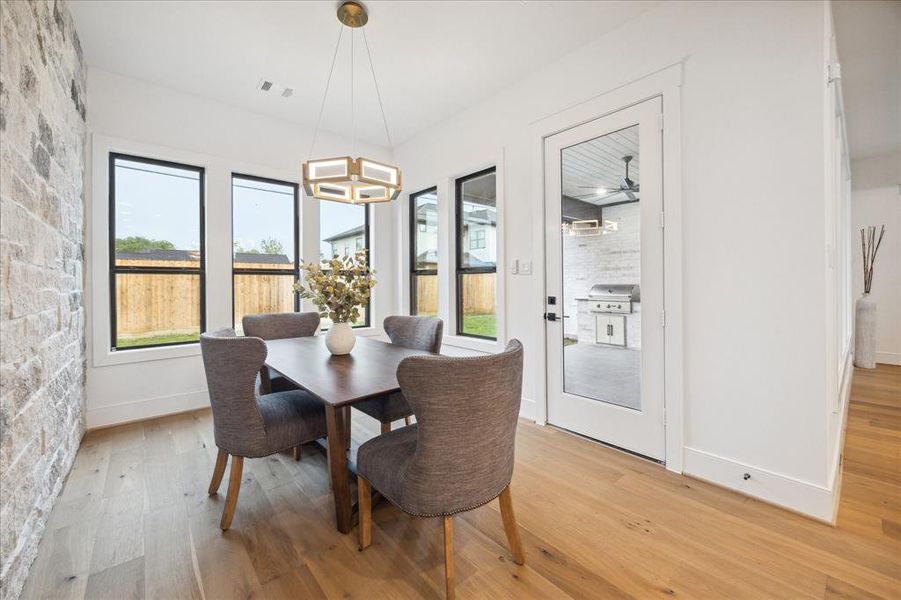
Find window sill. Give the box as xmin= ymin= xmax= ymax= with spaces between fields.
xmin=93 ymin=341 xmax=201 ymax=368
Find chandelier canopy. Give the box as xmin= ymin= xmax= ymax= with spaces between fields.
xmin=303 ymin=2 xmax=401 ymax=204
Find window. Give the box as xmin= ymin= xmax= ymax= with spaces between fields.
xmin=410 ymin=187 xmax=438 ymax=316
xmin=320 ymin=201 xmax=370 ymax=328
xmin=469 ymin=229 xmax=486 ymax=250
xmin=109 ymin=153 xmax=205 ymax=350
xmin=455 ymin=168 xmax=497 ymax=339
xmin=232 ymin=174 xmax=299 ymax=334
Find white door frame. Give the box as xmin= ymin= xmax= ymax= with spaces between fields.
xmin=529 ymin=62 xmax=685 ymax=474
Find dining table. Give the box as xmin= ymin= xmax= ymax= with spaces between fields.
xmin=264 ymin=334 xmax=434 ymax=533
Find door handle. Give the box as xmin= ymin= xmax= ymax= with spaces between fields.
xmin=544 ymin=313 xmax=571 ymax=321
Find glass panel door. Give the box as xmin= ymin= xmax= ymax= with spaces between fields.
xmin=561 ymin=125 xmax=642 ymax=410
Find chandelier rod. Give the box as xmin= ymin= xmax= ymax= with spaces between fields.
xmin=361 ymin=26 xmax=394 ymax=150
xmin=350 ymin=28 xmax=355 ymax=158
xmin=308 ymin=23 xmax=345 ymax=160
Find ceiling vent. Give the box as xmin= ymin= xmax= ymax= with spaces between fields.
xmin=257 ymin=78 xmax=294 ymax=98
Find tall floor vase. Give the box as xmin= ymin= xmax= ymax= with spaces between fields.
xmin=854 ymin=294 xmax=877 ymax=369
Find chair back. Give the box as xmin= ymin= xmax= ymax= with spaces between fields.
xmin=395 ymin=339 xmax=523 ymax=515
xmin=242 ymin=311 xmax=320 ymax=340
xmin=384 ymin=315 xmax=443 ymax=353
xmin=200 ymin=329 xmax=269 ymax=457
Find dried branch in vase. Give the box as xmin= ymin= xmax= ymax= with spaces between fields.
xmin=293 ymin=250 xmax=376 ymax=324
xmin=860 ymin=225 xmax=885 ymax=294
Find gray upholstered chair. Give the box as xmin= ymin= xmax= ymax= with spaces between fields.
xmin=200 ymin=329 xmax=327 ymax=530
xmin=242 ymin=311 xmax=320 ymax=395
xmin=354 ymin=316 xmax=443 ymax=433
xmin=356 ymin=340 xmax=525 ymax=599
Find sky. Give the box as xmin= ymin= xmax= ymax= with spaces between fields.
xmin=114 ymin=159 xmax=364 ymax=260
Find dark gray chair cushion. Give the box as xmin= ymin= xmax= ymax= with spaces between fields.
xmin=354 ymin=316 xmax=443 ymax=424
xmin=258 ymin=390 xmax=327 ymax=453
xmin=242 ymin=311 xmax=320 ymax=340
xmin=357 ymin=340 xmax=524 ymax=517
xmin=200 ymin=328 xmax=327 ymax=458
xmin=242 ymin=312 xmax=320 ymax=394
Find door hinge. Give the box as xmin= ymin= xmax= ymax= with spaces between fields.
xmin=660 ymin=310 xmax=666 ymax=328
xmin=660 ymin=211 xmax=665 ymax=229
xmin=658 ymin=113 xmax=664 ymax=131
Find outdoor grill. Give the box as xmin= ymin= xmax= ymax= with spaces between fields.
xmin=587 ymin=283 xmax=639 ymax=314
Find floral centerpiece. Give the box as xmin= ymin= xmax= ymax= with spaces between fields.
xmin=293 ymin=250 xmax=376 ymax=355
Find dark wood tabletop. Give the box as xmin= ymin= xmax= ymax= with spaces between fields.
xmin=264 ymin=335 xmax=433 ymax=407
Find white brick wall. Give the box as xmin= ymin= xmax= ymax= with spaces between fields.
xmin=0 ymin=2 xmax=86 ymax=598
xmin=562 ymin=202 xmax=640 ymax=338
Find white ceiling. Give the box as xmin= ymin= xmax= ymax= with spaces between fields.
xmin=562 ymin=125 xmax=639 ymax=205
xmin=69 ymin=1 xmax=658 ymax=148
xmin=833 ymin=1 xmax=901 ymax=161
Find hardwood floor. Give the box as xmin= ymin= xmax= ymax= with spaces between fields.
xmin=21 ymin=364 xmax=901 ymax=599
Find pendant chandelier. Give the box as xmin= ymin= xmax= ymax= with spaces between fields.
xmin=303 ymin=1 xmax=401 ymax=204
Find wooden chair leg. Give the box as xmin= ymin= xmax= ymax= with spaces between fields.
xmin=220 ymin=455 xmax=244 ymax=531
xmin=358 ymin=477 xmax=372 ymax=549
xmin=380 ymin=422 xmax=391 ymax=434
xmin=293 ymin=446 xmax=302 ymax=461
xmin=404 ymin=416 xmax=411 ymax=426
xmin=498 ymin=485 xmax=525 ymax=565
xmin=208 ymin=449 xmax=228 ymax=495
xmin=342 ymin=406 xmax=352 ymax=447
xmin=443 ymin=516 xmax=455 ymax=600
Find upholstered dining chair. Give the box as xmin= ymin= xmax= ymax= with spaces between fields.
xmin=242 ymin=311 xmax=320 ymax=394
xmin=200 ymin=329 xmax=327 ymax=530
xmin=353 ymin=315 xmax=443 ymax=432
xmin=356 ymin=340 xmax=525 ymax=599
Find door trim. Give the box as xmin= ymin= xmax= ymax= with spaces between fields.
xmin=529 ymin=61 xmax=685 ymax=474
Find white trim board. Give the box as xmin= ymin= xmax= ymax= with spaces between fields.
xmin=529 ymin=61 xmax=685 ymax=474
xmin=87 ymin=389 xmax=210 ymax=429
xmin=683 ymin=447 xmax=835 ymax=524
xmin=827 ymin=350 xmax=855 ymax=522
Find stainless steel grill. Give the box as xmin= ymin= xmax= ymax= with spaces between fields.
xmin=587 ymin=283 xmax=639 ymax=314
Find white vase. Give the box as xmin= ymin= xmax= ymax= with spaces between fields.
xmin=854 ymin=293 xmax=877 ymax=369
xmin=325 ymin=322 xmax=356 ymax=355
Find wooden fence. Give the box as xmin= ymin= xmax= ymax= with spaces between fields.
xmin=115 ymin=260 xmax=496 ymax=338
xmin=414 ymin=272 xmax=495 ymax=316
xmin=116 ymin=259 xmax=294 ymax=337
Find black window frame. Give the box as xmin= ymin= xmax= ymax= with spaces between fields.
xmin=109 ymin=152 xmax=206 ymax=351
xmin=319 ymin=202 xmax=372 ymax=329
xmin=230 ymin=173 xmax=300 ymax=330
xmin=454 ymin=167 xmax=497 ymax=340
xmin=409 ymin=186 xmax=438 ymax=316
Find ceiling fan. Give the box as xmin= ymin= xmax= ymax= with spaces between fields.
xmin=574 ymin=155 xmax=639 ymax=202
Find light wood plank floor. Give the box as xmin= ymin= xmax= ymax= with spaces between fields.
xmin=21 ymin=364 xmax=901 ymax=599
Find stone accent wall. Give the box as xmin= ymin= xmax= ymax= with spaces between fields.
xmin=0 ymin=1 xmax=86 ymax=599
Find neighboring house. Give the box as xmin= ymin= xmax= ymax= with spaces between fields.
xmin=461 ymin=206 xmax=497 ymax=266
xmin=116 ymin=249 xmax=292 ymax=269
xmin=322 ymin=224 xmax=365 ymax=260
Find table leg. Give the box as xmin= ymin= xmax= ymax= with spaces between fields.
xmin=325 ymin=405 xmax=354 ymax=533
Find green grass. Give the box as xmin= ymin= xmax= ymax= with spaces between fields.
xmin=117 ymin=332 xmax=199 ymax=348
xmin=461 ymin=314 xmax=497 ymax=338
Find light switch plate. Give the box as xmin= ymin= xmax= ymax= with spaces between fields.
xmin=510 ymin=259 xmax=519 ymax=275
xmin=520 ymin=260 xmax=532 ymax=275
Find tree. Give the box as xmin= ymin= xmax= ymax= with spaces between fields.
xmin=116 ymin=236 xmax=175 ymax=252
xmin=259 ymin=237 xmax=284 ymax=255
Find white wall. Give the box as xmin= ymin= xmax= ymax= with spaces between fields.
xmin=393 ymin=1 xmax=840 ymax=518
xmin=851 ymin=152 xmax=901 ymax=365
xmin=84 ymin=68 xmax=396 ymax=427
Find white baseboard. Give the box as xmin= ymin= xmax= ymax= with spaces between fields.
xmin=519 ymin=396 xmax=536 ymax=420
xmin=86 ymin=390 xmax=210 ymax=429
xmin=876 ymin=351 xmax=901 ymax=366
xmin=683 ymin=447 xmax=834 ymax=523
